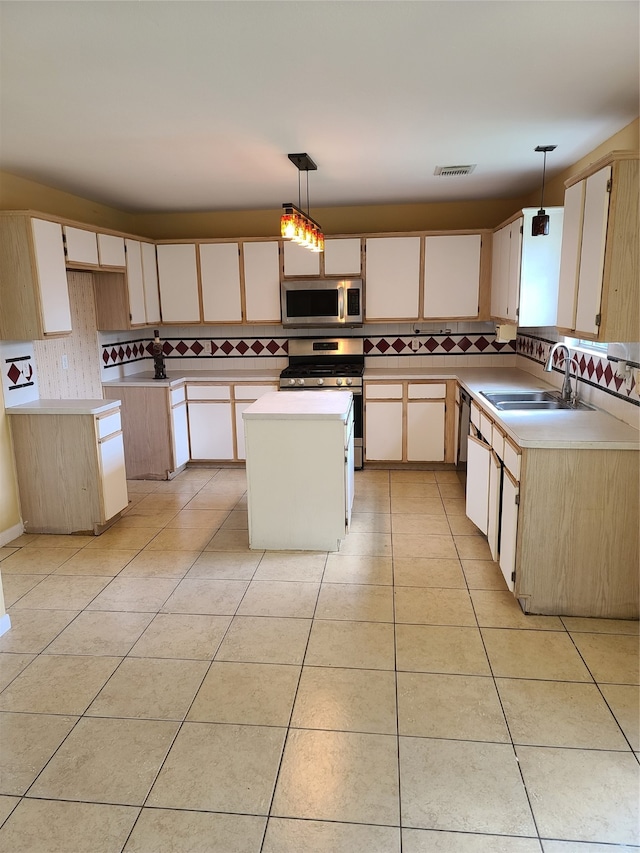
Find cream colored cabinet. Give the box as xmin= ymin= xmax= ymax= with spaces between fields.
xmin=233 ymin=384 xmax=279 ymax=460
xmin=423 ymin=234 xmax=481 ymax=319
xmin=63 ymin=225 xmax=99 ymax=267
xmin=94 ymin=239 xmax=161 ymax=330
xmin=364 ymin=236 xmax=421 ymax=320
xmin=283 ymin=241 xmax=321 ymax=277
xmin=156 ymin=243 xmax=201 ymax=323
xmin=406 ymin=383 xmax=446 ymax=462
xmin=170 ymin=386 xmax=190 ymax=469
xmin=200 ymin=242 xmax=243 ymax=323
xmin=97 ymin=233 xmax=126 ymax=267
xmin=364 ymin=384 xmax=404 ymax=461
xmin=186 ymin=384 xmax=234 ymax=460
xmin=0 ymin=214 xmax=71 ymax=339
xmin=556 ymin=152 xmax=638 ymax=341
xmin=141 ymin=242 xmax=161 ymax=324
xmin=8 ymin=404 xmax=128 ymax=534
xmin=124 ymin=239 xmax=147 ymax=325
xmin=243 ymin=240 xmax=281 ymax=323
xmin=323 ymin=238 xmax=362 ymax=276
xmin=465 ymin=430 xmax=491 ymax=535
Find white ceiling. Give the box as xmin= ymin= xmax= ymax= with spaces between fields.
xmin=0 ymin=1 xmax=638 ymax=214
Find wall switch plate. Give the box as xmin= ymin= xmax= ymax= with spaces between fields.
xmin=61 ymin=354 xmax=68 ymax=370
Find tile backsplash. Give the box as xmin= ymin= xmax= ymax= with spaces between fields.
xmin=0 ymin=341 xmax=38 ymax=405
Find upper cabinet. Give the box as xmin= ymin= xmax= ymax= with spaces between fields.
xmin=243 ymin=240 xmax=281 ymax=323
xmin=200 ymin=242 xmax=243 ymax=323
xmin=282 ymin=241 xmax=321 ymax=277
xmin=490 ymin=207 xmax=563 ymax=327
xmin=365 ymin=236 xmax=421 ymax=320
xmin=423 ymin=234 xmax=482 ymax=319
xmin=94 ymin=239 xmax=161 ymax=330
xmin=556 ymin=151 xmax=639 ymax=342
xmin=156 ymin=243 xmax=201 ymax=323
xmin=63 ymin=225 xmax=99 ymax=267
xmin=97 ymin=233 xmax=126 ymax=267
xmin=0 ymin=214 xmax=71 ymax=339
xmin=323 ymin=238 xmax=362 ymax=276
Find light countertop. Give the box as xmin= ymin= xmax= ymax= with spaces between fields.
xmin=6 ymin=399 xmax=121 ymax=416
xmin=102 ymin=369 xmax=280 ymax=387
xmin=242 ymin=390 xmax=353 ymax=421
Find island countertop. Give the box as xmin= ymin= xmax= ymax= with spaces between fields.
xmin=242 ymin=390 xmax=353 ymax=421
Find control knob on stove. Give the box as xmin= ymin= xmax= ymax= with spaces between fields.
xmin=336 ymin=377 xmax=343 ymax=386
xmin=297 ymin=378 xmax=304 ymax=386
xmin=288 ymin=378 xmax=296 ymax=386
xmin=317 ymin=378 xmax=324 ymax=386
xmin=346 ymin=377 xmax=353 ymax=386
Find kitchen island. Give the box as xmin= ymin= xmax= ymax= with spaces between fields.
xmin=242 ymin=390 xmax=354 ymax=551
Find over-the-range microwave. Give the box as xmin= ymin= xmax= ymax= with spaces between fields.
xmin=281 ymin=279 xmax=363 ymax=328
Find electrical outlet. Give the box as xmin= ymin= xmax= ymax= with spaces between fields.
xmin=411 ymin=338 xmax=420 ymax=352
xmin=61 ymin=354 xmax=68 ymax=370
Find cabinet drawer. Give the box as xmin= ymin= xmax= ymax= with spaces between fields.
xmin=503 ymin=437 xmax=521 ymax=480
xmin=186 ymin=384 xmax=231 ymax=401
xmin=234 ymin=384 xmax=279 ymax=400
xmin=480 ymin=410 xmax=493 ymax=441
xmin=491 ymin=423 xmax=505 ymax=460
xmin=470 ymin=400 xmax=482 ymax=430
xmin=365 ymin=383 xmax=403 ymax=400
xmin=97 ymin=411 xmax=121 ymax=439
xmin=170 ymin=385 xmax=186 ymax=406
xmin=408 ymin=383 xmax=446 ymax=399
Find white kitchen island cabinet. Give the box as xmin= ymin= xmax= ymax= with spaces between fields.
xmin=243 ymin=391 xmax=354 ymax=551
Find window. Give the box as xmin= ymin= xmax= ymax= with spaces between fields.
xmin=564 ymin=336 xmax=608 ymax=357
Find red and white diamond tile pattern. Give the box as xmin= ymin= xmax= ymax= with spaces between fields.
xmin=0 ymin=341 xmax=39 ymax=405
xmin=101 ymin=337 xmax=289 ymax=367
xmin=364 ymin=334 xmax=516 ymax=355
xmin=517 ymin=334 xmax=637 ymax=399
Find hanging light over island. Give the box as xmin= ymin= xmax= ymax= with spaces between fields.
xmin=281 ymin=153 xmax=325 ymax=253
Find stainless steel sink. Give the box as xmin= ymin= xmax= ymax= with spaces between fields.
xmin=480 ymin=390 xmax=595 ymax=412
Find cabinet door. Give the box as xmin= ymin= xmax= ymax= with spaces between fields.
xmin=31 ymin=218 xmax=72 ymax=335
xmin=365 ymin=236 xmax=420 ymax=320
xmin=423 ymin=234 xmax=481 ymax=318
xmin=556 ymin=181 xmax=585 ymax=331
xmin=499 ymin=468 xmax=519 ymax=592
xmin=283 ymin=241 xmax=321 ymax=277
xmin=487 ymin=450 xmax=501 ymax=561
xmin=324 ymin=238 xmax=362 ymax=276
xmin=157 ymin=244 xmax=201 ymax=323
xmin=519 ymin=208 xmax=563 ymax=327
xmin=97 ymin=234 xmax=126 ymax=267
xmin=506 ymin=219 xmax=522 ymax=322
xmin=200 ymin=242 xmax=243 ymax=322
xmin=124 ymin=239 xmax=147 ymax=325
xmin=188 ymin=401 xmax=234 ymax=460
xmin=465 ymin=433 xmax=490 ymax=535
xmin=243 ymin=241 xmax=281 ymax=323
xmin=99 ymin=432 xmax=128 ymax=521
xmin=574 ymin=166 xmax=611 ymax=336
xmin=490 ymin=225 xmax=509 ymax=319
xmin=234 ymin=401 xmax=251 ymax=460
xmin=171 ymin=401 xmax=190 ymax=469
xmin=406 ymin=401 xmax=445 ymax=462
xmin=64 ymin=226 xmax=99 ymax=266
xmin=141 ymin=242 xmax=161 ymax=325
xmin=365 ymin=401 xmax=403 ymax=461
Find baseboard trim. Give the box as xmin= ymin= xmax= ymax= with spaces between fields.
xmin=0 ymin=522 xmax=24 ymax=548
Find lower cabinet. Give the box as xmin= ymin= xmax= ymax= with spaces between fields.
xmin=9 ymin=404 xmax=128 ymax=534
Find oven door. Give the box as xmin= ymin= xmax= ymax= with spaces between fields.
xmin=281 ymin=280 xmax=362 ymax=328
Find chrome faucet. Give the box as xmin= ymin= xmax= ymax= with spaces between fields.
xmin=544 ymin=342 xmax=579 ymax=403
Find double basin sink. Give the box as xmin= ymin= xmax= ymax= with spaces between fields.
xmin=480 ymin=390 xmax=595 ymax=412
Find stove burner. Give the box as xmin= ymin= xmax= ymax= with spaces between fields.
xmin=281 ymin=363 xmax=364 ymax=379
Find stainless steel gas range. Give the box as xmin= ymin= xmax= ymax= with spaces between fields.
xmin=279 ymin=337 xmax=364 ymax=469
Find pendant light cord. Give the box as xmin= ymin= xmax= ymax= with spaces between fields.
xmin=540 ymin=150 xmax=547 ymax=210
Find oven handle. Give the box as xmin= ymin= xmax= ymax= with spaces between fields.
xmin=338 ymin=285 xmax=345 ymax=322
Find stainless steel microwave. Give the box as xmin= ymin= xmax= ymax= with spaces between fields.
xmin=281 ymin=279 xmax=363 ymax=328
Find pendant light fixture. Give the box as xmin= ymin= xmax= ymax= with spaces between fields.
xmin=281 ymin=153 xmax=324 ymax=253
xmin=531 ymin=145 xmax=557 ymax=236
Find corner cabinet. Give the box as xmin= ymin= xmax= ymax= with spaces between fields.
xmin=556 ymin=151 xmax=639 ymax=342
xmin=0 ymin=214 xmax=71 ymax=339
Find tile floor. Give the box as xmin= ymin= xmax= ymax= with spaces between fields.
xmin=0 ymin=466 xmax=638 ymax=853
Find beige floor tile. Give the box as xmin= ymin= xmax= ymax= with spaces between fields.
xmin=86 ymin=657 xmax=208 ymax=720
xmin=397 ymin=672 xmax=509 ymax=742
xmin=437 ymin=482 xmax=465 ymax=499
xmin=454 ymin=535 xmax=493 ymax=560
xmin=442 ymin=497 xmax=466 ymax=516
xmin=561 ymin=616 xmax=639 ymax=635
xmin=541 ymin=841 xmax=640 ymax=853
xmin=253 ymin=552 xmax=327 ymax=582
xmin=188 ymin=661 xmax=300 ymax=725
xmin=263 ymin=817 xmax=401 ymax=853
xmin=134 ymin=493 xmax=193 ymax=510
xmin=391 ymin=514 xmax=452 ymax=535
xmin=402 ymin=828 xmax=541 ymax=852
xmin=0 ymin=799 xmax=138 ymax=853
xmin=447 ymin=514 xmax=483 ymax=534
xmin=0 ymin=654 xmax=121 ymax=714
xmin=482 ymin=628 xmax=593 ymax=681
xmin=338 ymin=532 xmax=392 ymax=557
xmin=291 ymin=666 xmax=397 ymax=734
xmin=0 ymin=653 xmax=35 ymax=692
xmin=10 ymin=574 xmax=110 ymax=610
xmin=305 ymin=619 xmax=396 ymax=670
xmin=516 ymin=745 xmax=640 ymax=845
xmin=0 ymin=610 xmax=79 ymax=654
xmin=391 ymin=496 xmax=445 ymax=515
xmin=126 ymin=480 xmax=160 ymax=493
xmin=434 ymin=471 xmax=462 ymax=484
xmin=392 ymin=534 xmax=457 ymax=560
xmin=395 ymin=586 xmax=476 ymax=626
xmin=0 ymin=548 xmax=80 ymax=574
xmin=130 ymin=613 xmax=231 ymax=660
xmin=0 ymin=547 xmax=19 ymax=562
xmin=393 ymin=557 xmax=466 ymax=588
xmin=400 ymin=737 xmax=535 ymax=835
xmin=44 ymin=611 xmax=154 ymax=656
xmin=147 ymin=721 xmax=285 ymax=814
xmin=471 ymin=589 xmax=564 ymax=630
xmin=497 ymin=678 xmax=630 ymax=750
xmin=204 ymin=528 xmax=252 ymax=551
xmin=271 ymin=728 xmax=400 ymax=825
xmin=215 ymin=616 xmax=312 ymax=664
xmin=396 ymin=624 xmax=491 ymax=675
xmin=186 ymin=492 xmax=242 ymax=511
xmin=323 ymin=554 xmax=393 ymax=585
xmin=0 ymin=574 xmax=44 ymax=607
xmin=238 ymin=580 xmax=319 ymax=618
xmin=599 ymin=683 xmax=640 ymax=750
xmin=352 ymin=494 xmax=391 ymax=514
xmin=220 ymin=510 xmax=249 ymax=530
xmin=161 ymin=578 xmax=248 ymax=615
xmin=462 ymin=559 xmax=507 ymax=590
xmin=29 ymin=716 xmax=179 ymax=805
xmin=84 ymin=527 xmax=160 ymax=551
xmin=390 ymin=470 xmax=435 ymax=483
xmin=6 ymin=534 xmax=39 ymax=547
xmin=164 ymin=508 xmax=229 ymax=530
xmin=114 ymin=510 xmax=179 ymax=528
xmin=53 ymin=549 xmax=138 ymax=576
xmin=349 ymin=512 xmax=392 ymax=534
xmin=0 ymin=712 xmax=78 ymax=794
xmin=142 ymin=527 xmax=214 ymax=552
xmin=118 ymin=550 xmax=199 ymax=578
xmin=569 ymin=632 xmax=640 ymax=684
xmin=87 ymin=577 xmax=179 ymax=612
xmin=186 ymin=550 xmax=262 ymax=579
xmin=315 ymin=583 xmax=394 ymax=622
xmin=124 ymin=809 xmax=266 ymax=853
xmin=390 ymin=482 xmax=441 ymax=499
xmin=21 ymin=534 xmax=95 ymax=549
xmin=0 ymin=795 xmax=19 ymax=825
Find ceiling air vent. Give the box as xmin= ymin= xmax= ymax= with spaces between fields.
xmin=434 ymin=164 xmax=476 ymax=177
